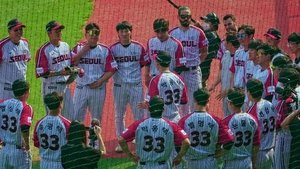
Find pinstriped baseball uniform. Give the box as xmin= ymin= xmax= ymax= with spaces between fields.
xmin=146 ymin=36 xmax=185 ymax=76
xmin=178 ymin=111 xmax=234 ymax=169
xmin=72 ymin=42 xmax=117 ymax=122
xmin=121 ymin=117 xmax=188 ymax=169
xmin=147 ymin=72 xmax=188 ymax=123
xmin=169 ymin=25 xmax=208 ymax=115
xmin=0 ymin=98 xmax=33 ymax=169
xmin=244 ymin=60 xmax=260 ymax=82
xmin=35 ymin=41 xmax=74 ymax=119
xmin=110 ymin=40 xmax=150 ymax=137
xmin=229 ymin=49 xmax=249 ymax=88
xmin=222 ymin=113 xmax=260 ymax=169
xmin=0 ymin=37 xmax=30 ymax=99
xmin=33 ymin=115 xmax=71 ymax=169
xmin=247 ymin=99 xmax=276 ymax=169
xmin=253 ymin=67 xmax=276 ymax=101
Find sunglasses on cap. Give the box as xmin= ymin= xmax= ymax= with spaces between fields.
xmin=87 ymin=29 xmax=100 ymax=36
xmin=180 ymin=15 xmax=191 ymax=19
xmin=237 ymin=33 xmax=247 ymax=39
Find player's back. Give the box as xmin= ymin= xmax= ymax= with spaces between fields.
xmin=225 ymin=113 xmax=258 ymax=160
xmin=34 ymin=115 xmax=70 ymax=161
xmin=180 ymin=112 xmax=219 ymax=160
xmin=135 ymin=117 xmax=175 ymax=163
xmin=0 ymin=98 xmax=25 ymax=145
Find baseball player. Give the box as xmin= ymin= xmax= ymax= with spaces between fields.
xmin=169 ymin=6 xmax=208 ymax=115
xmin=0 ymin=80 xmax=33 ymax=169
xmin=139 ymin=51 xmax=188 ymax=123
xmin=178 ymin=88 xmax=234 ymax=169
xmin=145 ymin=18 xmax=186 ymax=86
xmin=264 ymin=28 xmax=286 ymax=64
xmin=33 ymin=92 xmax=71 ymax=169
xmin=287 ymin=32 xmax=300 ymax=67
xmin=274 ymin=68 xmax=299 ymax=169
xmin=222 ymin=88 xmax=260 ymax=169
xmin=0 ymin=19 xmax=31 ymax=100
xmin=254 ymin=43 xmax=276 ymax=102
xmin=72 ymin=23 xmax=117 ymax=122
xmin=209 ymin=32 xmax=239 ymax=117
xmin=110 ymin=21 xmax=149 ymax=152
xmin=245 ymin=39 xmax=262 ymax=82
xmin=246 ymin=79 xmax=276 ymax=169
xmin=119 ymin=96 xmax=190 ymax=169
xmin=35 ymin=20 xmax=74 ymax=119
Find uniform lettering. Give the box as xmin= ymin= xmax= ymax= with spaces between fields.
xmin=9 ymin=54 xmax=28 ymax=63
xmin=115 ymin=56 xmax=139 ymax=63
xmin=79 ymin=58 xmax=103 ymax=64
xmin=235 ymin=60 xmax=245 ymax=66
xmin=181 ymin=41 xmax=197 ymax=47
xmin=52 ymin=54 xmax=70 ymax=64
xmin=152 ymin=125 xmax=158 ymax=132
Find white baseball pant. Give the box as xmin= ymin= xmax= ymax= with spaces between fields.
xmin=275 ymin=129 xmax=292 ymax=169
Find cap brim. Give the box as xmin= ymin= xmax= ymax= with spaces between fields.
xmin=53 ymin=25 xmax=65 ymax=30
xmin=200 ymin=16 xmax=207 ymax=20
xmin=264 ymin=33 xmax=280 ymax=40
xmin=11 ymin=24 xmax=26 ymax=30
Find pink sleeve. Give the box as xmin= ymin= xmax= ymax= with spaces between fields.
xmin=19 ymin=104 xmax=33 ymax=127
xmin=229 ymin=56 xmax=235 ymax=73
xmin=213 ymin=115 xmax=234 ymax=145
xmin=247 ymin=103 xmax=258 ymax=122
xmin=70 ymin=44 xmax=79 ymax=65
xmin=59 ymin=115 xmax=71 ymax=137
xmin=104 ymin=49 xmax=117 ymax=72
xmin=181 ymin=84 xmax=188 ymax=104
xmin=35 ymin=46 xmax=49 ymax=77
xmin=175 ymin=41 xmax=184 ymax=67
xmin=121 ymin=119 xmax=145 ymax=142
xmin=33 ymin=120 xmax=41 ymax=148
xmin=148 ymin=75 xmax=160 ymax=97
xmin=167 ymin=120 xmax=188 ymax=146
xmin=139 ymin=44 xmax=150 ymax=66
xmin=178 ymin=113 xmax=192 ymax=129
xmin=198 ymin=29 xmax=208 ymax=48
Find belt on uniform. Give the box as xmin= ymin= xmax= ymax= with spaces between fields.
xmin=140 ymin=161 xmax=166 ymax=165
xmin=182 ymin=66 xmax=198 ymax=72
xmin=187 ymin=66 xmax=198 ymax=70
xmin=2 ymin=142 xmax=22 ymax=149
xmin=56 ymin=81 xmax=67 ymax=85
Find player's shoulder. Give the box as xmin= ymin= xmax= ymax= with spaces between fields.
xmin=98 ymin=43 xmax=110 ymax=50
xmin=59 ymin=41 xmax=70 ymax=47
xmin=0 ymin=37 xmax=10 ymax=48
xmin=148 ymin=36 xmax=158 ymax=43
xmin=169 ymin=26 xmax=180 ymax=33
xmin=180 ymin=112 xmax=194 ymax=123
xmin=38 ymin=42 xmax=51 ymax=51
xmin=190 ymin=25 xmax=205 ymax=33
xmin=109 ymin=41 xmax=120 ymax=49
xmin=59 ymin=115 xmax=71 ymax=125
xmin=35 ymin=115 xmax=48 ymax=126
xmin=20 ymin=37 xmax=29 ymax=44
xmin=169 ymin=36 xmax=182 ymax=44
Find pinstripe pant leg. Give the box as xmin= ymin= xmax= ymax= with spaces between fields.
xmin=113 ymin=84 xmax=128 ymax=137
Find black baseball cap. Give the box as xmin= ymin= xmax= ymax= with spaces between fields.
xmin=156 ymin=51 xmax=171 ymax=67
xmin=200 ymin=12 xmax=220 ymax=25
xmin=264 ymin=28 xmax=281 ymax=40
xmin=193 ymin=88 xmax=210 ymax=106
xmin=44 ymin=92 xmax=63 ymax=110
xmin=7 ymin=19 xmax=26 ymax=30
xmin=46 ymin=20 xmax=65 ymax=32
xmin=149 ymin=96 xmax=165 ymax=115
xmin=288 ymin=32 xmax=300 ymax=43
xmin=12 ymin=80 xmax=29 ymax=97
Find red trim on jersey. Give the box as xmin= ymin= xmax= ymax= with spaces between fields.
xmin=211 ymin=114 xmax=234 ymax=145
xmin=33 ymin=116 xmax=46 ymax=148
xmin=0 ymin=37 xmax=10 ymax=64
xmin=170 ymin=37 xmax=185 ymax=67
xmin=175 ymin=73 xmax=188 ymax=104
xmin=103 ymin=46 xmax=117 ymax=72
xmin=148 ymin=74 xmax=162 ymax=97
xmin=229 ymin=54 xmax=235 ymax=73
xmin=35 ymin=42 xmax=51 ymax=77
xmin=121 ymin=118 xmax=148 ymax=142
xmin=178 ymin=113 xmax=193 ymax=129
xmin=59 ymin=115 xmax=71 ymax=138
xmin=164 ymin=118 xmax=188 ymax=146
xmin=131 ymin=40 xmax=150 ymax=66
xmin=247 ymin=102 xmax=259 ymax=122
xmin=19 ymin=102 xmax=33 ymax=127
xmin=275 ymin=98 xmax=293 ymax=129
xmin=264 ymin=67 xmax=275 ymax=97
xmin=71 ymin=42 xmax=84 ymax=66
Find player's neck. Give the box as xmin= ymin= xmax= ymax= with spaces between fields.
xmin=49 ymin=110 xmax=60 ymax=116
xmin=9 ymin=37 xmax=20 ymax=45
xmin=232 ymin=107 xmax=242 ymax=114
xmin=50 ymin=40 xmax=60 ymax=47
xmin=160 ymin=67 xmax=170 ymax=73
xmin=194 ymin=105 xmax=206 ymax=113
xmin=180 ymin=25 xmax=190 ymax=32
xmin=120 ymin=39 xmax=131 ymax=46
xmin=260 ymin=63 xmax=270 ymax=70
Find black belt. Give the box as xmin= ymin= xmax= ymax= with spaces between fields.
xmin=188 ymin=66 xmax=198 ymax=70
xmin=140 ymin=161 xmax=166 ymax=165
xmin=56 ymin=81 xmax=67 ymax=85
xmin=2 ymin=142 xmax=22 ymax=149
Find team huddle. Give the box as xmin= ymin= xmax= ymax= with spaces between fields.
xmin=0 ymin=4 xmax=300 ymax=169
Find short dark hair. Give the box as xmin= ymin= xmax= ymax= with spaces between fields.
xmin=249 ymin=39 xmax=263 ymax=50
xmin=246 ymin=79 xmax=264 ymax=99
xmin=153 ymin=18 xmax=169 ymax=32
xmin=238 ymin=24 xmax=255 ymax=36
xmin=156 ymin=51 xmax=171 ymax=67
xmin=44 ymin=92 xmax=63 ymax=110
xmin=257 ymin=43 xmax=275 ymax=59
xmin=279 ymin=68 xmax=300 ymax=89
xmin=67 ymin=121 xmax=86 ymax=144
xmin=12 ymin=80 xmax=29 ymax=97
xmin=193 ymin=88 xmax=210 ymax=106
xmin=287 ymin=32 xmax=300 ymax=44
xmin=116 ymin=21 xmax=132 ymax=32
xmin=227 ymin=88 xmax=245 ymax=108
xmin=85 ymin=23 xmax=100 ymax=32
xmin=223 ymin=14 xmax=236 ymax=22
xmin=226 ymin=32 xmax=240 ymax=48
xmin=178 ymin=6 xmax=191 ymax=15
xmin=272 ymin=55 xmax=292 ymax=69
xmin=149 ymin=96 xmax=165 ymax=118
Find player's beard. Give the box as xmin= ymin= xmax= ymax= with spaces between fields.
xmin=180 ymin=20 xmax=190 ymax=27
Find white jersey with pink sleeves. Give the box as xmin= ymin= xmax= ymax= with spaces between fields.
xmin=247 ymin=99 xmax=276 ymax=150
xmin=0 ymin=98 xmax=33 ymax=146
xmin=121 ymin=117 xmax=188 ymax=163
xmin=217 ymin=39 xmax=226 ymax=60
xmin=169 ymin=25 xmax=208 ymax=67
xmin=223 ymin=113 xmax=260 ymax=160
xmin=147 ymin=72 xmax=188 ymax=122
xmin=229 ymin=49 xmax=249 ymax=88
xmin=72 ymin=42 xmax=117 ymax=86
xmin=244 ymin=60 xmax=261 ymax=83
xmin=146 ymin=36 xmax=185 ymax=76
xmin=33 ymin=115 xmax=70 ymax=162
xmin=253 ymin=67 xmax=275 ymax=99
xmin=178 ymin=112 xmax=233 ymax=160
xmin=0 ymin=37 xmax=31 ymax=84
xmin=110 ymin=40 xmax=149 ymax=84
xmin=35 ymin=41 xmax=71 ymax=83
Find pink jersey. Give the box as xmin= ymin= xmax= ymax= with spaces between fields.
xmin=253 ymin=67 xmax=276 ymax=98
xmin=244 ymin=60 xmax=261 ymax=83
xmin=110 ymin=40 xmax=149 ymax=84
xmin=275 ymin=95 xmax=298 ymax=130
xmin=169 ymin=25 xmax=208 ymax=67
xmin=146 ymin=36 xmax=185 ymax=76
xmin=0 ymin=99 xmax=33 ymax=146
xmin=0 ymin=37 xmax=31 ymax=84
xmin=121 ymin=117 xmax=188 ymax=163
xmin=72 ymin=42 xmax=117 ymax=86
xmin=247 ymin=99 xmax=276 ymax=150
xmin=229 ymin=49 xmax=249 ymax=88
xmin=178 ymin=112 xmax=234 ymax=160
xmin=222 ymin=113 xmax=260 ymax=160
xmin=33 ymin=115 xmax=71 ymax=162
xmin=147 ymin=72 xmax=188 ymax=120
xmin=35 ymin=41 xmax=71 ymax=83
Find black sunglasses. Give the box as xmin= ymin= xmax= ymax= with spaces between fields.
xmin=180 ymin=15 xmax=191 ymax=19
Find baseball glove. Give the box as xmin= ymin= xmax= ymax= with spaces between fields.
xmin=65 ymin=66 xmax=84 ymax=84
